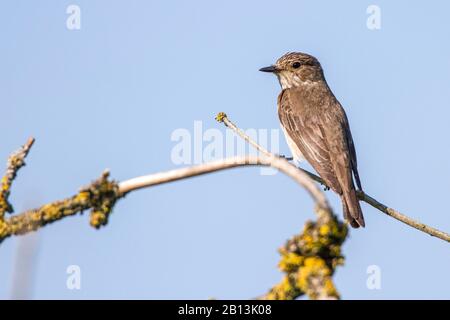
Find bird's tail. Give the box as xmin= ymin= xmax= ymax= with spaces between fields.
xmin=341 ymin=190 xmax=365 ymax=228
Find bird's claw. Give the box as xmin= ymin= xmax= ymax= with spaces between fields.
xmin=277 ymin=154 xmax=294 ymax=161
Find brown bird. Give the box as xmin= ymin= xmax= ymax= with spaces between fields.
xmin=260 ymin=52 xmax=365 ymax=228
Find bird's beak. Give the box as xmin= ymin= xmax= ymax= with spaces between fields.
xmin=259 ymin=65 xmax=278 ymax=73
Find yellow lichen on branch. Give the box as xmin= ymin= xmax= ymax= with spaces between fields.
xmin=263 ymin=207 xmax=347 ymax=300
xmin=0 ymin=171 xmax=120 ymax=243
xmin=2 ymin=112 xmax=449 ymax=300
xmin=0 ymin=138 xmax=35 ymax=218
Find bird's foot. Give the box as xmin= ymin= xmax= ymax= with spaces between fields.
xmin=323 ymin=185 xmax=330 ymax=191
xmin=277 ymin=154 xmax=294 ymax=161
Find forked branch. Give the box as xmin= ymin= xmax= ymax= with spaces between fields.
xmin=215 ymin=112 xmax=450 ymax=243
xmin=1 ymin=112 xmax=448 ymax=301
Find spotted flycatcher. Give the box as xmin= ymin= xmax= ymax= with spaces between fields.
xmin=260 ymin=52 xmax=365 ymax=228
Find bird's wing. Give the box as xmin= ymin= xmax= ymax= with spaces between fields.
xmin=278 ymin=89 xmax=342 ymax=194
xmin=278 ymin=88 xmax=365 ymax=227
xmin=342 ymin=115 xmax=362 ymax=190
xmin=318 ymin=99 xmax=365 ymax=226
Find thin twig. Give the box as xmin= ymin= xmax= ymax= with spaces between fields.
xmin=216 ymin=112 xmax=328 ymax=184
xmin=357 ymin=191 xmax=450 ymax=242
xmin=0 ymin=138 xmax=35 ymax=217
xmin=215 ymin=112 xmax=450 ymax=243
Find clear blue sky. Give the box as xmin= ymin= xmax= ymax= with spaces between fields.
xmin=1 ymin=0 xmax=449 ymax=299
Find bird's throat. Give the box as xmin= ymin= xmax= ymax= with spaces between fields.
xmin=277 ymin=73 xmax=315 ymax=90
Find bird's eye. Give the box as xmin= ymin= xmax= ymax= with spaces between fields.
xmin=292 ymin=62 xmax=301 ymax=69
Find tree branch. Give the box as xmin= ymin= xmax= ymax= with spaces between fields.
xmin=2 ymin=110 xmax=448 ymax=300
xmin=215 ymin=112 xmax=450 ymax=243
xmin=0 ymin=137 xmax=345 ymax=300
xmin=0 ymin=138 xmax=35 ymax=217
xmin=119 ymin=156 xmax=329 ymax=212
xmin=0 ymin=150 xmax=331 ymax=242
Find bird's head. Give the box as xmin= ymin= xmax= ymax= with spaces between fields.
xmin=260 ymin=52 xmax=324 ymax=89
